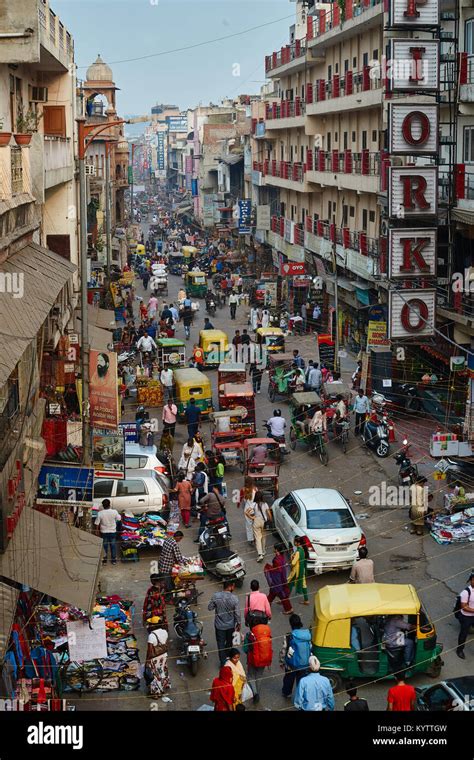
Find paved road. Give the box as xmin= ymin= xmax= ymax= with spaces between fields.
xmin=76 ymin=238 xmax=472 ymax=712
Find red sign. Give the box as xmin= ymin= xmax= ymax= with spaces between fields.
xmin=280 ymin=262 xmax=306 ymax=276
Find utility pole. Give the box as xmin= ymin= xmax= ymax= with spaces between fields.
xmin=332 ymin=213 xmax=340 ymax=375
xmin=105 ymin=142 xmax=112 ymax=277
xmin=77 ymin=117 xmax=92 ymax=466
xmin=130 ymin=143 xmax=135 ymax=223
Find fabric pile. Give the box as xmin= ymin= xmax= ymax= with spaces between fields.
xmin=89 ymin=596 xmax=141 ymax=691
xmin=429 ymin=507 xmax=474 ymax=545
xmin=120 ymin=513 xmax=168 ymax=550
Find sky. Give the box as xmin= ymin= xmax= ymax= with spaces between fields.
xmin=54 ymin=0 xmax=292 ymax=123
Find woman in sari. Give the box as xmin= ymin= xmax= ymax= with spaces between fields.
xmin=264 ymin=543 xmax=294 ymax=614
xmin=224 ymin=648 xmax=248 ymax=708
xmin=209 ymin=665 xmax=235 ymax=711
xmin=287 ymin=536 xmax=309 ymax=605
xmin=145 ymin=628 xmax=170 ymax=697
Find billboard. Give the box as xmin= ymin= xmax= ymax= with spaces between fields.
xmin=156 ymin=132 xmax=166 ymax=171
xmin=90 ymin=350 xmax=120 ymax=430
xmin=37 ymin=465 xmax=94 ymax=507
xmin=92 ymin=429 xmax=125 ymax=479
xmin=167 ymin=115 xmax=188 ymax=132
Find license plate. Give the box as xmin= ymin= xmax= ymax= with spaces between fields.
xmin=188 ymin=645 xmax=200 ymax=653
xmin=325 ymin=546 xmax=346 ymax=552
xmin=218 ymin=527 xmax=227 ymax=534
xmin=235 ymin=570 xmax=245 ymax=578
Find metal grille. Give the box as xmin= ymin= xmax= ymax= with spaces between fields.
xmin=49 ymin=8 xmax=56 ymax=46
xmin=59 ymin=23 xmax=65 ymax=52
xmin=39 ymin=2 xmax=46 ymax=31
xmin=10 ymin=147 xmax=23 ymax=194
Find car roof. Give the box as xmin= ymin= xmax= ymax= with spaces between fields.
xmin=292 ymin=488 xmax=349 ymax=510
xmin=316 ymin=583 xmax=420 ymax=621
xmin=125 ymin=443 xmax=157 ymax=455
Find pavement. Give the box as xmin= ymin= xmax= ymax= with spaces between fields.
xmin=72 ymin=234 xmax=473 ymax=713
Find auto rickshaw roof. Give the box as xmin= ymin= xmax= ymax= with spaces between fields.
xmin=218 ymin=362 xmax=246 ymax=372
xmin=187 ymin=270 xmax=206 ymax=277
xmin=315 ymin=583 xmax=420 ymax=624
xmin=291 ymin=391 xmax=322 ymax=406
xmin=172 ymin=367 xmax=209 ymax=383
xmin=157 ymin=338 xmax=185 ymax=347
xmin=256 ymin=327 xmax=284 ymax=335
xmin=182 ymin=246 xmax=198 ymax=254
xmin=221 ymin=382 xmax=254 ymax=396
xmin=199 ymin=329 xmax=228 ymax=340
xmin=268 ymin=353 xmax=295 ymax=365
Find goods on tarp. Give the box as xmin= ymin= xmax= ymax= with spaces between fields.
xmin=429 ymin=507 xmax=474 ymax=545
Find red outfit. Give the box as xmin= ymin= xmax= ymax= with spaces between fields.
xmin=210 ymin=666 xmax=234 ymax=711
xmin=176 ymin=480 xmax=193 ymax=527
xmin=387 ymin=683 xmax=416 ymax=711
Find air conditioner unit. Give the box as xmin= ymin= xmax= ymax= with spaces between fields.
xmin=31 ymin=86 xmax=48 ymax=102
xmin=85 ymin=164 xmax=96 ymax=176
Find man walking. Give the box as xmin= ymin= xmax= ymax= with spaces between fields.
xmin=353 ymin=387 xmax=370 ymax=436
xmin=294 ymin=656 xmax=335 ymax=711
xmin=280 ymin=614 xmax=312 ymax=698
xmin=250 ymin=363 xmax=264 ymax=394
xmin=160 ymin=366 xmax=174 ymax=402
xmin=158 ymin=531 xmax=185 ymax=600
xmin=349 ymin=546 xmax=375 ymax=583
xmin=387 ymin=674 xmax=416 ymax=711
xmin=95 ymin=499 xmax=121 ymax=565
xmin=208 ymin=580 xmax=241 ymax=666
xmin=306 ymin=361 xmax=322 ymax=393
xmin=162 ymin=398 xmax=178 ymax=437
xmin=229 ymin=291 xmax=239 ymax=320
xmin=185 ymin=397 xmax=201 ymax=439
xmin=456 ymin=571 xmax=474 ymax=659
xmin=244 ymin=579 xmax=272 ymax=626
xmin=292 ymin=350 xmax=305 ymax=370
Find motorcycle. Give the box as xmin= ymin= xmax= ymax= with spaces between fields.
xmin=206 ymin=296 xmax=216 ymax=317
xmin=173 ymin=599 xmax=206 ymax=677
xmin=394 ymin=439 xmax=419 ymax=485
xmin=263 ymin=421 xmax=290 ymax=463
xmin=199 ymin=516 xmax=246 ymax=586
xmin=360 ymin=413 xmax=390 ymax=457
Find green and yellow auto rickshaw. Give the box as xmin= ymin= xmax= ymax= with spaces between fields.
xmin=185 ymin=271 xmax=208 ymax=299
xmin=156 ymin=338 xmax=186 ymax=368
xmin=173 ymin=368 xmax=213 ymax=419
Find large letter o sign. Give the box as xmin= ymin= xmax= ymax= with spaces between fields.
xmin=402 ymin=111 xmax=431 ymax=147
xmin=400 ymin=298 xmax=429 ymax=332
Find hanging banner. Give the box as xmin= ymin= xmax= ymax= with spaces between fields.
xmin=256 ymin=205 xmax=271 ymax=231
xmin=92 ymin=429 xmax=125 ymax=479
xmin=90 ymin=350 xmax=120 ymax=430
xmin=36 ymin=465 xmax=94 ymax=507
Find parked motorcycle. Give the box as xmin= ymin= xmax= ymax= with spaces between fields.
xmin=394 ymin=439 xmax=419 ymax=485
xmin=199 ymin=517 xmax=246 ymax=586
xmin=360 ymin=413 xmax=390 ymax=457
xmin=173 ymin=599 xmax=206 ymax=677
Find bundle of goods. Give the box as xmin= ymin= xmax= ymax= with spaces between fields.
xmin=429 ymin=507 xmax=474 ymax=545
xmin=171 ymin=555 xmax=204 ymax=581
xmin=137 ymin=379 xmax=163 ymax=406
xmin=120 ymin=513 xmax=168 ymax=556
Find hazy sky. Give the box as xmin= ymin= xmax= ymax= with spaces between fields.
xmin=54 ymin=0 xmax=291 ymax=117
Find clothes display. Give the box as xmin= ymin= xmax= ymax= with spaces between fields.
xmin=429 ymin=507 xmax=474 ymax=544
xmin=171 ymin=555 xmax=204 ymax=580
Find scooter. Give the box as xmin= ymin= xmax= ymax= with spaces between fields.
xmin=199 ymin=517 xmax=246 ymax=586
xmin=394 ymin=439 xmax=419 ymax=485
xmin=173 ymin=599 xmax=206 ymax=677
xmin=360 ymin=414 xmax=390 ymax=457
xmin=206 ymin=296 xmax=216 ymax=317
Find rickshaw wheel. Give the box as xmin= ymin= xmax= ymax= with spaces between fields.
xmin=320 ymin=448 xmax=329 ymax=466
xmin=426 ymin=657 xmax=442 ymax=678
xmin=268 ymin=385 xmax=276 ymax=402
xmin=325 ymin=671 xmax=343 ymax=692
xmin=289 ymin=428 xmax=297 ymax=450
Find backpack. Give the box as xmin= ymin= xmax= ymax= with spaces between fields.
xmin=285 ymin=628 xmax=312 ymax=670
xmin=453 ymin=586 xmax=471 ymax=621
xmin=245 ymin=595 xmax=269 ymax=628
xmin=247 ymin=624 xmax=273 ymax=668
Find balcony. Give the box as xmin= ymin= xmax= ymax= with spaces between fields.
xmin=305 ymin=69 xmax=383 ymax=116
xmin=268 ymin=216 xmax=305 ymax=261
xmin=265 ymin=99 xmax=306 ymax=130
xmin=44 ymin=136 xmax=73 ymax=189
xmin=38 ymin=0 xmax=74 ymax=71
xmin=459 ymin=54 xmax=474 ymax=102
xmin=304 ymin=216 xmax=381 ymax=279
xmin=265 ymin=38 xmax=310 ymax=77
xmin=437 ymin=286 xmax=474 ymax=329
xmin=263 ymin=159 xmax=310 ymax=192
xmin=252 ymin=161 xmax=265 ymax=187
xmin=306 ymin=149 xmax=380 ymax=193
xmin=307 ymin=0 xmax=384 ymax=50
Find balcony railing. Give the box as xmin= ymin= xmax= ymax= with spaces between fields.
xmin=270 ymin=216 xmax=304 ymax=244
xmin=438 ymin=285 xmax=474 ymax=321
xmin=305 ymin=216 xmax=380 ymax=258
xmin=306 ymin=68 xmax=382 ymax=105
xmin=265 ymin=38 xmax=307 ymax=72
xmin=10 ymin=147 xmax=23 ymax=194
xmin=264 ymin=159 xmax=306 ymax=183
xmin=307 ymin=0 xmax=383 ymax=41
xmin=265 ymin=99 xmax=306 ymax=120
xmin=308 ymin=149 xmax=380 ymax=176
xmin=0 ymin=382 xmax=19 ymax=441
xmin=44 ymin=136 xmax=71 ymax=173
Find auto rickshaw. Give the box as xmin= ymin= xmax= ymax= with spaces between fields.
xmin=173 ymin=368 xmax=213 ymax=419
xmin=169 ymin=251 xmax=184 ymax=275
xmin=185 ymin=271 xmax=208 ymax=299
xmin=199 ymin=330 xmax=229 ymax=367
xmin=242 ymin=438 xmax=280 ymax=501
xmin=157 ymin=338 xmax=186 ymax=368
xmin=182 ymin=245 xmax=198 ymax=263
xmin=136 ymin=243 xmax=146 ymax=257
xmin=219 ymin=383 xmax=256 ymax=432
xmin=288 ymin=392 xmax=328 ymax=464
xmin=217 ymin=362 xmax=247 ymax=398
xmin=312 ymin=583 xmax=443 ymax=691
xmin=256 ymin=327 xmax=285 ymax=355
xmin=267 ymin=353 xmax=297 ymax=402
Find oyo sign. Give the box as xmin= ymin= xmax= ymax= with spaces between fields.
xmin=388 ymin=228 xmax=437 ymax=279
xmin=389 ymin=289 xmax=436 ymax=338
xmin=388 ymin=166 xmax=438 ymax=218
xmin=280 ymin=262 xmax=306 ymax=276
xmin=389 ymin=0 xmax=439 ymax=27
xmin=388 ymin=104 xmax=438 ymax=154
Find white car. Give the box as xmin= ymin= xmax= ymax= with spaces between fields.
xmin=93 ymin=470 xmax=168 ymax=515
xmin=272 ymin=488 xmax=364 ymax=574
xmin=125 ymin=443 xmax=170 ymax=486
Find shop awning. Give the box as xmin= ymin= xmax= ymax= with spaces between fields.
xmin=0 ymin=508 xmax=103 ymax=614
xmin=87 ymin=306 xmax=116 ymax=331
xmin=0 ymin=243 xmax=76 ymax=387
xmin=0 ymin=582 xmax=19 ymax=664
xmin=74 ymin=310 xmax=116 ymax=351
xmin=452 ymin=208 xmax=474 ymax=225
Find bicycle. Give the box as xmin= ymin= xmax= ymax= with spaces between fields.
xmin=333 ymin=418 xmax=350 ymax=454
xmin=311 ymin=431 xmax=329 ymax=466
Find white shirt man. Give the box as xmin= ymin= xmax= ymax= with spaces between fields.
xmin=267 ymin=415 xmax=286 ymax=437
xmin=307 ymin=366 xmax=322 ymax=390
xmin=160 ymin=367 xmax=174 ymax=401
xmin=95 ymin=507 xmax=121 ymax=533
xmin=353 ymin=393 xmax=370 ymax=415
xmin=309 ymin=409 xmax=327 ymax=434
xmin=229 ymin=293 xmax=239 ymax=305
xmin=137 ymin=334 xmax=157 ymax=353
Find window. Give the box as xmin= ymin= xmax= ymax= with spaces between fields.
xmin=301 ymin=146 xmax=304 ymax=163
xmin=350 ymin=206 xmax=355 ymax=217
xmin=327 ymin=133 xmax=331 ymax=151
xmin=464 ymin=127 xmax=474 ymax=163
xmin=10 ymin=147 xmax=23 ymax=194
xmin=43 ymin=105 xmax=66 ymax=137
xmin=465 ymin=19 xmax=474 ymax=55
xmin=372 ymin=49 xmax=379 ymax=60
xmin=362 ymin=209 xmax=368 ymax=229
xmin=363 ymin=52 xmax=369 ymax=68
xmin=362 ymin=130 xmax=367 ymax=150
xmin=424 ymin=686 xmax=455 ymax=712
xmin=372 ymin=130 xmax=378 ymax=143
xmin=344 ymin=59 xmax=349 ymax=73
xmin=342 ymin=205 xmax=348 ymax=225
xmin=352 ymin=131 xmax=356 ymax=142
xmin=306 ymin=508 xmax=356 ymax=530
xmin=280 ymin=493 xmax=301 ymax=523
xmin=93 ymin=481 xmax=114 ymax=498
xmin=334 ymin=132 xmax=338 ymax=142
xmin=333 ymin=201 xmax=336 ymax=212
xmin=335 ymin=62 xmax=339 ymax=74
xmin=327 ymin=201 xmax=332 ymax=220
xmin=117 ymin=479 xmax=147 ymax=496
xmin=343 ymin=132 xmax=348 ymax=149
xmin=125 ymin=455 xmax=148 ymax=469
xmin=369 ymin=210 xmax=375 ymax=223
xmin=353 ymin=57 xmax=357 ymax=68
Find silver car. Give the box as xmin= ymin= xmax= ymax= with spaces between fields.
xmin=93 ymin=469 xmax=168 ymax=515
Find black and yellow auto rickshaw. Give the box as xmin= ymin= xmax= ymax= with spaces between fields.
xmin=185 ymin=271 xmax=208 ymax=299
xmin=312 ymin=583 xmax=443 ymax=691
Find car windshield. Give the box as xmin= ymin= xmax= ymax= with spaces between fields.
xmin=306 ymin=508 xmax=356 ymax=530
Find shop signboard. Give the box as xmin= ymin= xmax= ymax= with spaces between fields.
xmin=388 ymin=289 xmax=437 ymax=339
xmin=388 ymin=228 xmax=437 ymax=279
xmin=388 ymin=167 xmax=438 ymax=219
xmin=36 ymin=465 xmax=94 ymax=507
xmin=119 ymin=422 xmax=138 ymax=443
xmin=256 ymin=205 xmax=270 ymax=231
xmin=388 ymin=104 xmax=439 ymax=155
xmin=167 ymin=115 xmax=188 ymax=132
xmin=264 ymin=281 xmax=278 ymax=305
xmin=89 ymin=350 xmax=120 ymax=430
xmin=280 ymin=261 xmax=306 ymax=276
xmin=389 ymin=0 xmax=439 ymax=27
xmin=389 ymin=40 xmax=440 ymax=92
xmin=238 ymin=199 xmax=252 ymax=234
xmin=367 ymin=320 xmax=390 ymax=348
xmin=92 ymin=429 xmax=125 ymax=480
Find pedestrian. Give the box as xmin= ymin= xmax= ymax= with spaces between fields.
xmin=191 ymin=462 xmax=208 ymax=518
xmin=224 ymin=648 xmax=249 ymax=708
xmin=94 ymin=499 xmax=121 ymax=565
xmin=182 ymin=305 xmax=193 ymax=340
xmin=306 ymin=361 xmax=322 ymax=393
xmin=387 ymin=674 xmax=417 ymax=711
xmin=409 ymin=476 xmax=428 ymax=536
xmin=190 ymin=343 xmax=205 ymax=367
xmin=207 ymin=452 xmax=225 ymax=494
xmin=232 ymin=330 xmax=241 ymax=356
xmin=261 ymin=309 xmax=270 ymax=328
xmin=142 ymin=270 xmax=150 ymax=290
xmin=265 ymin=543 xmax=294 ymax=614
xmin=344 ymin=684 xmax=369 ymax=711
xmin=158 ymin=531 xmax=185 ymax=600
xmin=208 ymin=580 xmax=241 ymax=666
xmin=294 ymin=656 xmax=335 ymax=711
xmin=203 ymin=317 xmax=214 ymax=330
xmin=249 ymin=362 xmax=263 ymax=394
xmin=456 ymin=571 xmax=474 ymax=659
xmin=184 ymin=397 xmax=201 ymax=439
xmin=160 ymin=366 xmax=174 ymax=402
xmin=244 ymin=490 xmax=272 ymax=562
xmin=280 ymin=614 xmax=312 ymax=698
xmin=244 ymin=579 xmax=271 ymax=627
xmin=145 ymin=627 xmax=170 ymax=697
xmin=209 ymin=666 xmax=235 ymax=711
xmin=353 ymin=388 xmax=370 ymax=436
xmin=175 ymin=472 xmax=193 ymax=528
xmin=301 ymin=302 xmax=307 ymax=333
xmin=162 ymin=398 xmax=178 ymax=438
xmin=148 ymin=294 xmax=158 ymax=320
xmin=287 ymin=536 xmax=309 ymax=604
xmin=239 ymin=485 xmax=256 ymax=544
xmin=349 ymin=545 xmax=375 ymax=583
xmin=197 ymin=485 xmax=227 ymax=539
xmin=292 ymin=349 xmax=305 ymax=370
xmin=178 ymin=437 xmax=202 ymax=480
xmin=229 ymin=291 xmax=238 ymax=320
xmin=245 ymin=621 xmax=273 ymax=703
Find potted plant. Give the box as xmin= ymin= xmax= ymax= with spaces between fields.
xmin=14 ymin=107 xmax=41 ymax=145
xmin=0 ymin=117 xmax=12 ymax=147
